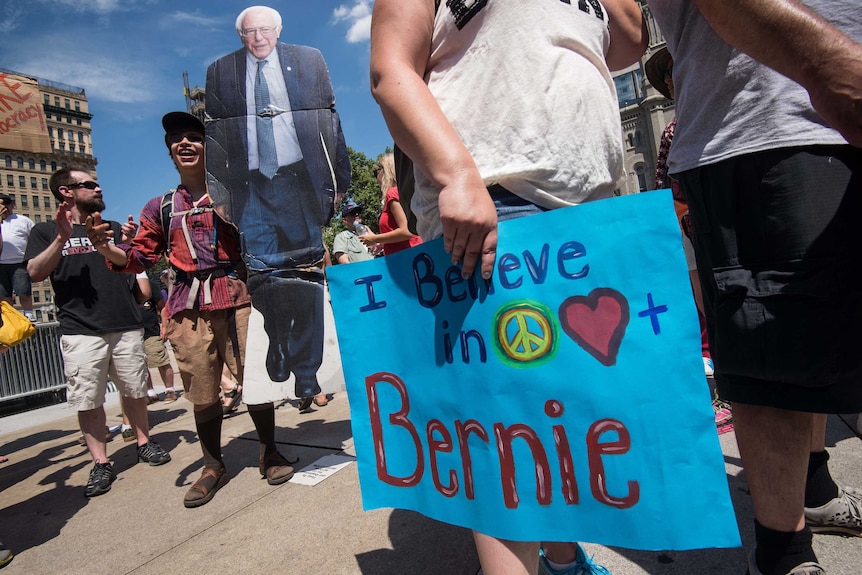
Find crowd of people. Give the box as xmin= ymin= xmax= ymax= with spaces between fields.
xmin=1 ymin=1 xmax=860 ymax=573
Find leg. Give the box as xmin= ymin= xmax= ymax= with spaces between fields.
xmin=734 ymin=404 xmax=821 ymax=574
xmin=11 ymin=265 xmax=34 ymax=319
xmin=79 ymin=407 xmax=109 ymax=463
xmin=123 ymin=396 xmax=151 ymax=445
xmin=473 ymin=533 xmax=537 ymax=575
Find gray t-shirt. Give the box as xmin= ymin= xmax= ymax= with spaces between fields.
xmin=332 ymin=230 xmax=372 ymax=263
xmin=648 ymin=0 xmax=858 ymax=174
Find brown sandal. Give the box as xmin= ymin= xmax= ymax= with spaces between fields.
xmin=184 ymin=467 xmax=229 ymax=508
xmin=260 ymin=452 xmax=295 ymax=485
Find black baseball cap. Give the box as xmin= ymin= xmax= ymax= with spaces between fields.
xmin=162 ymin=111 xmax=205 ymax=148
xmin=0 ymin=193 xmax=12 ymax=204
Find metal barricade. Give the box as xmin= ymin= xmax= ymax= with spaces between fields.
xmin=0 ymin=322 xmax=66 ymax=402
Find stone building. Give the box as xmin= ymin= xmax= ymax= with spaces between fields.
xmin=613 ymin=4 xmax=675 ymax=195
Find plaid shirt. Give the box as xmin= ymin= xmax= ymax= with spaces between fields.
xmin=111 ymin=186 xmax=250 ymax=319
xmin=654 ymin=118 xmax=676 ymax=191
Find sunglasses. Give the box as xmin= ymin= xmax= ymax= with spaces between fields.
xmin=167 ymin=133 xmax=204 ymax=144
xmin=66 ymin=180 xmax=100 ymax=190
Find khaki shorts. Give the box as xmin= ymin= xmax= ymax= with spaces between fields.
xmin=165 ymin=305 xmax=249 ymax=406
xmin=62 ymin=329 xmax=148 ymax=411
xmin=143 ymin=335 xmax=171 ymax=368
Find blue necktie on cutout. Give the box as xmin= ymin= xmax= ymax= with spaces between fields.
xmin=255 ymin=60 xmax=278 ymax=179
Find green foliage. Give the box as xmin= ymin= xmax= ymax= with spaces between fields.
xmin=324 ymin=145 xmax=392 ymax=255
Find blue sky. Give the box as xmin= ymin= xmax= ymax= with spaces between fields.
xmin=0 ymin=0 xmax=389 ymax=221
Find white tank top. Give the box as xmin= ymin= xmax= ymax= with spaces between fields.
xmin=414 ymin=0 xmax=624 ymax=239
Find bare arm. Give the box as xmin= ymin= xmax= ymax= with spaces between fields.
xmin=692 ymin=0 xmax=862 ymax=146
xmin=134 ymin=275 xmax=152 ymax=304
xmin=604 ymin=0 xmax=649 ymax=71
xmin=27 ymin=202 xmax=73 ymax=282
xmin=370 ymin=0 xmax=497 ymax=279
xmin=85 ymin=212 xmax=129 ymax=267
xmin=361 ymin=196 xmax=416 ymax=246
xmin=334 ymin=252 xmax=350 ymax=265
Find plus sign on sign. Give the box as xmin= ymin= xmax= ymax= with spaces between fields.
xmin=327 ymin=191 xmax=740 ymax=551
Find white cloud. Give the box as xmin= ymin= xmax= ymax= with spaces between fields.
xmin=36 ymin=0 xmax=125 ymax=15
xmin=0 ymin=5 xmax=25 ymax=34
xmin=332 ymin=1 xmax=372 ymax=44
xmin=15 ymin=52 xmax=163 ymax=104
xmin=160 ymin=10 xmax=224 ymax=31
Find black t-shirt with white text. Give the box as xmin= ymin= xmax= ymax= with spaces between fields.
xmin=24 ymin=222 xmax=142 ymax=336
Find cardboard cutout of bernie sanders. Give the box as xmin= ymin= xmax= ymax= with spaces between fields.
xmin=205 ymin=5 xmax=350 ymax=402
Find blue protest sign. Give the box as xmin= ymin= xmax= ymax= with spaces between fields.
xmin=327 ymin=191 xmax=740 ymax=550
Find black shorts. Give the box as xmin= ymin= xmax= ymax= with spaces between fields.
xmin=677 ymin=145 xmax=862 ymax=413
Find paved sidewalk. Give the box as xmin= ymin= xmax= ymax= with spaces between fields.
xmin=0 ymin=388 xmax=859 ymax=575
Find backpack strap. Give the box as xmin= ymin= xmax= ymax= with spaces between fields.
xmin=160 ymin=190 xmax=176 ymax=255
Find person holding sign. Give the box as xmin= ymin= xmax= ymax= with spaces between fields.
xmin=646 ymin=1 xmax=862 ymax=574
xmin=370 ymin=1 xmax=648 ymax=574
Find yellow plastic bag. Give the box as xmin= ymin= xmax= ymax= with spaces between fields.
xmin=0 ymin=301 xmax=36 ymax=348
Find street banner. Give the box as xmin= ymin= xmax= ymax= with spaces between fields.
xmin=327 ymin=191 xmax=740 ymax=550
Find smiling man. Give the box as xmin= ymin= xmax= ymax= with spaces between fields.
xmin=87 ymin=111 xmax=296 ymax=509
xmin=205 ymin=5 xmax=350 ymax=404
xmin=24 ymin=166 xmax=171 ymax=499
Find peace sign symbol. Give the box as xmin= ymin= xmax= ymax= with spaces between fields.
xmin=493 ymin=300 xmax=558 ymax=366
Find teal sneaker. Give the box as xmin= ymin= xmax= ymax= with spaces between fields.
xmin=538 ymin=544 xmax=611 ymax=575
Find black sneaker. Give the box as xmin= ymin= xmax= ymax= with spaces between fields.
xmin=84 ymin=462 xmax=116 ymax=497
xmin=137 ymin=441 xmax=171 ymax=466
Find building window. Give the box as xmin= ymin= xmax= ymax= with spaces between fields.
xmin=54 ymin=96 xmax=59 ymax=106
xmin=42 ymin=180 xmax=48 ymax=192
xmin=20 ymin=195 xmax=27 ymax=207
xmin=79 ymin=145 xmax=86 ymax=154
xmin=45 ymin=112 xmax=51 ymax=119
xmin=58 ymin=142 xmax=65 ymax=151
xmin=635 ymin=131 xmax=643 ymax=146
xmin=4 ymin=156 xmax=10 ymax=168
xmin=74 ymin=101 xmax=80 ymax=111
xmin=5 ymin=175 xmax=12 ymax=187
xmin=30 ymin=177 xmax=37 ymax=189
xmin=32 ymin=195 xmax=39 ymax=206
xmin=46 ymin=215 xmax=52 ymax=222
xmin=47 ymin=127 xmax=53 ymax=137
xmin=627 ymin=133 xmax=635 ymax=148
xmin=635 ymin=164 xmax=647 ymax=192
xmin=34 ymin=215 xmax=42 ymax=223
xmin=76 ymin=119 xmax=82 ymax=126
xmin=28 ymin=158 xmax=35 ymax=170
xmin=43 ymin=94 xmax=49 ymax=105
xmin=78 ymin=132 xmax=84 ymax=143
xmin=51 ymin=162 xmax=57 ymax=171
xmin=33 ymin=292 xmax=40 ymax=303
xmin=58 ymin=128 xmax=64 ymax=139
xmin=64 ymin=98 xmax=70 ymax=109
xmin=40 ymin=160 xmax=46 ymax=171
xmin=18 ymin=176 xmax=25 ymax=188
xmin=16 ymin=157 xmax=23 ymax=168
xmin=66 ymin=117 xmax=72 ymax=124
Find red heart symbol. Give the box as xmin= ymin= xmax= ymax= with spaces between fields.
xmin=558 ymin=288 xmax=629 ymax=366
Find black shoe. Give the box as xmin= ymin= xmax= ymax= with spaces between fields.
xmin=265 ymin=342 xmax=291 ymax=382
xmin=84 ymin=462 xmax=116 ymax=497
xmin=138 ymin=441 xmax=171 ymax=466
xmin=295 ymin=375 xmax=321 ymax=399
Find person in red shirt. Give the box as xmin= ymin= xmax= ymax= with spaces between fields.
xmin=359 ymin=153 xmax=422 ymax=256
